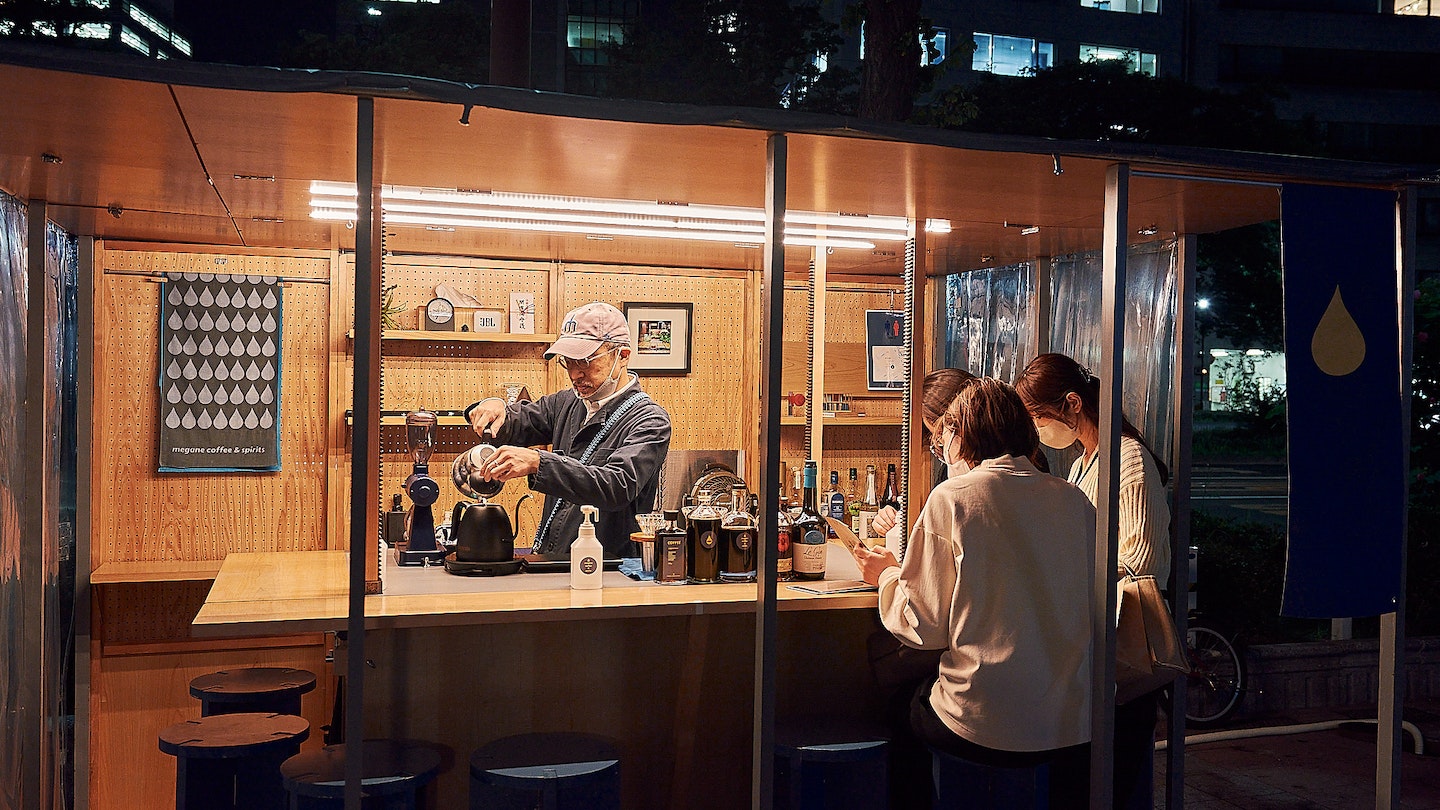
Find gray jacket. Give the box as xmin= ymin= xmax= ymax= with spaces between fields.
xmin=471 ymin=382 xmax=671 ymax=556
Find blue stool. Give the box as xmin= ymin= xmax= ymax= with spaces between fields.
xmin=280 ymin=739 xmax=442 ymax=809
xmin=190 ymin=667 xmax=317 ymax=717
xmin=468 ymin=732 xmax=620 ymax=810
xmin=775 ymin=723 xmax=888 ymax=810
xmin=930 ymin=747 xmax=1049 ymax=810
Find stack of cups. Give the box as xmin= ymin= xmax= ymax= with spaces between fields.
xmin=634 ymin=512 xmax=665 ymax=576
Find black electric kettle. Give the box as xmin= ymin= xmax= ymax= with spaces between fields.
xmin=443 ymin=444 xmax=531 ymax=576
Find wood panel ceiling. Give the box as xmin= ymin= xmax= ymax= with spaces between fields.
xmin=0 ymin=61 xmax=1305 ymax=276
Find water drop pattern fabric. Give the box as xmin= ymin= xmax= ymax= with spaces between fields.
xmin=158 ymin=273 xmax=282 ymax=471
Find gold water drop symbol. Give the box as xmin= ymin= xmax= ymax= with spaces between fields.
xmin=1311 ymin=286 xmax=1366 ymax=377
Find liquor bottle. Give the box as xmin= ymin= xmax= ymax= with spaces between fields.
xmin=845 ymin=468 xmax=860 ymax=534
xmin=857 ymin=464 xmax=880 ymax=543
xmin=719 ymin=482 xmax=757 ymax=582
xmin=655 ymin=509 xmax=688 ymax=585
xmin=826 ymin=470 xmax=847 ymax=525
xmin=790 ymin=466 xmax=804 ymax=515
xmin=687 ymin=491 xmax=724 ymax=584
xmin=793 ymin=461 xmax=828 ymax=581
xmin=776 ymin=494 xmax=794 ymax=581
xmin=880 ymin=463 xmax=902 ymax=510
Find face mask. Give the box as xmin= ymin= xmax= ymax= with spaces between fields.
xmin=944 ymin=434 xmax=971 ymax=477
xmin=1037 ymin=419 xmax=1079 ymax=450
xmin=576 ymin=349 xmax=624 ymax=402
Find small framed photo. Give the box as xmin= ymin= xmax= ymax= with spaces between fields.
xmin=866 ymin=309 xmax=906 ymax=390
xmin=623 ymin=302 xmax=693 ymax=375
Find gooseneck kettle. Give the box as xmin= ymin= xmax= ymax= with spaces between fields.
xmin=443 ymin=444 xmax=531 ymax=575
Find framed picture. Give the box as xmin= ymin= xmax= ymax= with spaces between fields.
xmin=866 ymin=309 xmax=906 ymax=390
xmin=623 ymin=302 xmax=693 ymax=375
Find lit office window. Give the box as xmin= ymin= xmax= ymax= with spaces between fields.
xmin=171 ymin=33 xmax=191 ymax=56
xmin=567 ymin=16 xmax=627 ymax=65
xmin=923 ymin=28 xmax=950 ymax=66
xmin=1080 ymin=0 xmax=1160 ymax=12
xmin=1394 ymin=0 xmax=1437 ymax=14
xmin=119 ymin=25 xmax=148 ymax=54
xmin=973 ymin=33 xmax=1053 ymax=76
xmin=1081 ymin=44 xmax=1158 ymax=76
xmin=88 ymin=0 xmax=110 ymax=8
xmin=35 ymin=20 xmax=58 ymax=37
xmin=74 ymin=22 xmax=112 ymax=39
xmin=128 ymin=4 xmax=171 ymax=40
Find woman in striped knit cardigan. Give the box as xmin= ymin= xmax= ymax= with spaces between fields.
xmin=1015 ymin=352 xmax=1171 ymax=810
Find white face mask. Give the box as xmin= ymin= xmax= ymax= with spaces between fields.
xmin=943 ymin=434 xmax=971 ymax=477
xmin=1036 ymin=419 xmax=1079 ymax=450
xmin=575 ymin=349 xmax=624 ymax=403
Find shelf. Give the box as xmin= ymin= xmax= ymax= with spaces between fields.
xmin=91 ymin=559 xmax=225 ymax=584
xmin=347 ymin=329 xmax=557 ymax=344
xmin=780 ymin=416 xmax=903 ymax=427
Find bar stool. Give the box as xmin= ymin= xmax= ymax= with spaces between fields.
xmin=468 ymin=732 xmax=620 ymax=810
xmin=775 ymin=722 xmax=889 ymax=810
xmin=929 ymin=747 xmax=1049 ymax=810
xmin=158 ymin=712 xmax=310 ymax=810
xmin=280 ymin=738 xmax=443 ymax=810
xmin=190 ymin=667 xmax=317 ymax=717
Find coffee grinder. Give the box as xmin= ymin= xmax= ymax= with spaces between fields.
xmin=397 ymin=409 xmax=446 ymax=566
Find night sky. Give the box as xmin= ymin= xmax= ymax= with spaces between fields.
xmin=172 ymin=0 xmax=337 ymax=67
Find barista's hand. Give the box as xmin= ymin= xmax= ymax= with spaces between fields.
xmin=467 ymin=398 xmax=507 ymax=438
xmin=479 ymin=445 xmax=540 ymax=482
xmin=852 ymin=543 xmax=899 ymax=587
xmin=871 ymin=505 xmax=899 ymax=536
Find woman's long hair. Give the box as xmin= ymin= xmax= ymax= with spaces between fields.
xmin=1014 ymin=353 xmax=1169 ymax=484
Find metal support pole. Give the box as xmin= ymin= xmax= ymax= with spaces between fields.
xmin=1091 ymin=164 xmax=1128 ymax=810
xmin=346 ymin=97 xmax=381 ymax=810
xmin=1377 ymin=186 xmax=1416 ymax=810
xmin=1034 ymin=257 xmax=1052 ymax=355
xmin=1166 ymin=234 xmax=1198 ymax=810
xmin=75 ymin=235 xmax=95 ymax=810
xmin=21 ymin=198 xmax=50 ymax=810
xmin=751 ymin=132 xmax=786 ymax=810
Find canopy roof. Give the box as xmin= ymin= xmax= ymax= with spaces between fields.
xmin=2 ymin=43 xmax=1432 ymax=275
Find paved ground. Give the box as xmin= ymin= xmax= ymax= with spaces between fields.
xmin=1154 ymin=704 xmax=1440 ymax=809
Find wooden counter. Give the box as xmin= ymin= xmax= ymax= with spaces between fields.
xmin=192 ymin=547 xmax=878 ymax=637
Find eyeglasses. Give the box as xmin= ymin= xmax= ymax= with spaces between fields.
xmin=928 ymin=426 xmax=952 ymax=461
xmin=556 ymin=347 xmax=618 ymax=371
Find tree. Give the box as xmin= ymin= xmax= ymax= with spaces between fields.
xmin=278 ymin=3 xmax=489 ymax=84
xmin=854 ymin=0 xmax=922 ymax=121
xmin=0 ymin=0 xmax=107 ymax=42
xmin=1196 ymin=222 xmax=1284 ymax=351
xmin=602 ymin=0 xmax=840 ymax=109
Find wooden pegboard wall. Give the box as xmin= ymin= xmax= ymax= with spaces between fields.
xmin=98 ymin=580 xmax=215 ymax=646
xmin=562 ymin=266 xmax=750 ymax=454
xmin=93 ymin=250 xmax=332 ymax=568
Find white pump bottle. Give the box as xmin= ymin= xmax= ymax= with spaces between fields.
xmin=570 ymin=505 xmax=604 ymax=590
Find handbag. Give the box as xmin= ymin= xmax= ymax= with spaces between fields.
xmin=1114 ymin=566 xmax=1190 ymax=705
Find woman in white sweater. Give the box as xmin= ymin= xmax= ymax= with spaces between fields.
xmin=1015 ymin=352 xmax=1171 ymax=810
xmin=853 ymin=377 xmax=1095 ymax=806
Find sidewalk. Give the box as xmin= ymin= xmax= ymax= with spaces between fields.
xmin=1155 ymin=704 xmax=1440 ymax=809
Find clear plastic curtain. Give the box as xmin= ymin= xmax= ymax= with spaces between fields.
xmin=0 ymin=192 xmax=75 ymax=810
xmin=1049 ymin=239 xmax=1179 ymax=465
xmin=940 ymin=240 xmax=1179 ymax=468
xmin=942 ymin=262 xmax=1037 ymax=382
xmin=0 ymin=191 xmax=28 ymax=810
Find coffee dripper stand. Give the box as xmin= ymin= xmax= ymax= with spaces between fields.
xmin=396 ymin=409 xmax=446 ymax=566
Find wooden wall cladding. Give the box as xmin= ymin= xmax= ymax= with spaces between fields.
xmin=94 ymin=250 xmax=332 ymax=567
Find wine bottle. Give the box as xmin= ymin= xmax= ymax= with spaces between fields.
xmin=793 ymin=461 xmax=828 ymax=581
xmin=686 ymin=492 xmax=724 ymax=584
xmin=790 ymin=466 xmax=803 ymax=515
xmin=880 ymin=463 xmax=902 ymax=510
xmin=776 ymin=494 xmax=794 ymax=581
xmin=719 ymin=482 xmax=757 ymax=583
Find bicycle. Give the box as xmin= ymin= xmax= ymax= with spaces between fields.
xmin=1176 ymin=614 xmax=1246 ymax=728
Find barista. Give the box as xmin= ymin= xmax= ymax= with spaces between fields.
xmin=464 ymin=302 xmax=672 ymax=557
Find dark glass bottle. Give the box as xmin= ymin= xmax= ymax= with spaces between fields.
xmin=687 ymin=492 xmax=724 ymax=584
xmin=655 ymin=509 xmax=688 ymax=585
xmin=776 ymin=494 xmax=794 ymax=581
xmin=793 ymin=461 xmax=828 ymax=581
xmin=880 ymin=463 xmax=902 ymax=510
xmin=719 ymin=482 xmax=757 ymax=583
xmin=826 ymin=470 xmax=847 ymax=524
